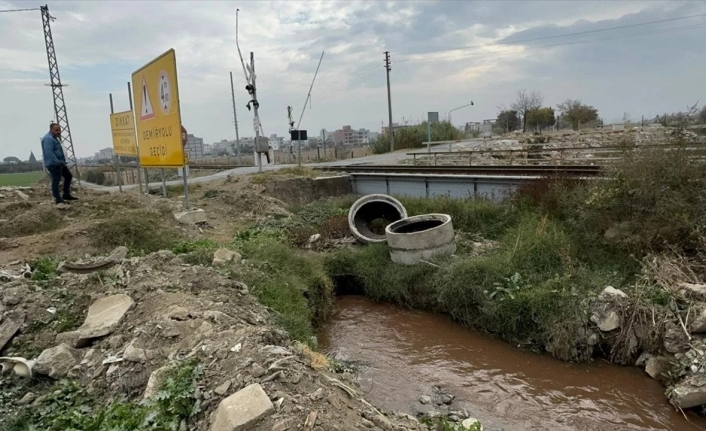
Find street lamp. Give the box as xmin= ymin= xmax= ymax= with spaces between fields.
xmin=448 ymin=101 xmax=474 ymax=122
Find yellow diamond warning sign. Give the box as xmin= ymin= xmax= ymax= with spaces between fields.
xmin=131 ymin=48 xmax=184 ymax=168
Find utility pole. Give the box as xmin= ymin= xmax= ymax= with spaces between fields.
xmin=384 ymin=51 xmax=394 ymax=152
xmin=236 ymin=9 xmax=265 ymax=172
xmin=230 ymin=71 xmax=242 ymax=165
xmin=251 ymin=52 xmax=263 ymax=172
xmin=41 ymin=5 xmax=80 ymax=186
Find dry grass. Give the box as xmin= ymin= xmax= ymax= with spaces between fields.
xmin=250 ymin=167 xmax=319 ymax=184
xmin=298 ymin=343 xmax=329 ymax=370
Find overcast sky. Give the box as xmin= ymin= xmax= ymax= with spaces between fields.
xmin=1 ymin=0 xmax=705 ymax=160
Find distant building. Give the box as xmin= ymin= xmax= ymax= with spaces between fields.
xmin=186 ymin=134 xmax=204 ymax=160
xmin=329 ymin=125 xmax=377 ymax=146
xmin=465 ymin=122 xmax=481 ymax=133
xmin=480 ymin=119 xmax=496 ymax=134
xmin=212 ymin=139 xmax=234 ymax=155
xmin=268 ymin=134 xmax=285 ymax=151
xmin=95 ymin=148 xmax=114 ymax=161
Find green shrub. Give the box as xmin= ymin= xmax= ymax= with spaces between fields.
xmin=401 ymin=196 xmax=521 ymax=240
xmin=84 ymin=170 xmax=106 ymax=185
xmin=234 ymin=235 xmax=333 ymax=341
xmin=88 ymin=211 xmax=181 ymax=254
xmin=1 ymin=360 xmax=203 ymax=431
xmin=369 ymin=121 xmax=462 ymax=154
xmin=30 ymin=256 xmax=58 ymax=281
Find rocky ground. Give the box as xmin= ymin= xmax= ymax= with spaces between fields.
xmin=402 ymin=126 xmax=705 ymax=166
xmin=0 ymin=247 xmax=426 ymax=430
xmin=0 ymin=177 xmax=478 ymax=430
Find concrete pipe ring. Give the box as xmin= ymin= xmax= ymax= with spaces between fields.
xmin=384 ymin=213 xmax=456 ymax=265
xmin=348 ymin=194 xmax=408 ymax=244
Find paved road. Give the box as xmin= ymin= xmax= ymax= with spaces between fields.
xmin=86 ymin=139 xmax=489 ymax=193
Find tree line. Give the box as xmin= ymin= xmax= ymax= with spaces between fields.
xmin=496 ymin=89 xmax=600 ymax=133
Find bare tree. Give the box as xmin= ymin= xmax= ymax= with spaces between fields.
xmin=511 ymin=89 xmax=543 ymax=132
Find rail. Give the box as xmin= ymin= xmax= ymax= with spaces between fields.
xmin=315 ymin=164 xmax=602 ymax=176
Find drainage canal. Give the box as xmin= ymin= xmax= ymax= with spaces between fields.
xmin=321 ymin=296 xmax=706 ymax=431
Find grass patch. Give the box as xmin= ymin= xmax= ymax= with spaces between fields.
xmin=172 ymin=238 xmax=218 ymax=266
xmin=0 ymin=171 xmax=45 ymax=187
xmin=0 ymin=206 xmax=63 ymax=238
xmin=88 ymin=211 xmax=181 ymax=254
xmin=232 ymin=230 xmax=333 ymax=342
xmin=30 ymin=256 xmax=58 ymax=281
xmin=250 ymin=166 xmax=319 ymax=184
xmin=401 ymin=196 xmax=522 ymax=240
xmin=2 ymin=360 xmax=203 ymax=431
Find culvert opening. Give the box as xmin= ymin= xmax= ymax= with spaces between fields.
xmin=353 ymin=201 xmax=405 ymax=240
xmin=391 ymin=219 xmax=444 ymax=234
xmin=331 ymin=274 xmax=366 ymax=296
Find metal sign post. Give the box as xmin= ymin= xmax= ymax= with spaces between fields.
xmin=181 ymin=125 xmax=189 ymax=209
xmin=127 ymin=81 xmax=144 ymax=194
xmin=108 ymin=93 xmax=123 ymax=193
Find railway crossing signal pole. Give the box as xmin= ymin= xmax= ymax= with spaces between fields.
xmin=230 ymin=72 xmax=243 ymax=166
xmin=384 ymin=51 xmax=394 ymax=152
xmin=41 ymin=5 xmax=81 ymax=187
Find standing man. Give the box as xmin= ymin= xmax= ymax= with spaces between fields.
xmin=41 ymin=123 xmax=77 ymax=205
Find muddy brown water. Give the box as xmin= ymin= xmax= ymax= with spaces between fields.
xmin=320 ymin=296 xmax=706 ymax=431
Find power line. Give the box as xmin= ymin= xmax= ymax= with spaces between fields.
xmin=397 ymin=12 xmax=706 ymax=58
xmin=396 ymin=22 xmax=706 ymax=63
xmin=0 ymin=7 xmax=40 ymax=13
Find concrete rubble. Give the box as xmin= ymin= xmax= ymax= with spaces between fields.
xmin=174 ymin=208 xmax=208 ymax=224
xmin=56 ymin=294 xmax=135 ymax=348
xmin=644 ymin=356 xmax=672 ymax=385
xmin=0 ymin=250 xmax=423 ymax=430
xmin=212 ymin=247 xmax=241 ymax=267
xmin=211 ymin=383 xmax=274 ymax=431
xmin=0 ymin=310 xmax=24 ymax=351
xmin=34 ymin=343 xmax=81 ymax=379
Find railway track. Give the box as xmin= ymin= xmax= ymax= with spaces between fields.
xmin=313 ymin=164 xmax=603 ymax=176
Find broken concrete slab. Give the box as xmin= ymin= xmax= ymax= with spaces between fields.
xmin=644 ymin=356 xmax=672 ymax=385
xmin=143 ymin=365 xmax=174 ymax=399
xmin=212 ymin=248 xmax=241 ymax=267
xmin=56 ymin=294 xmax=134 ymax=348
xmin=211 ymin=383 xmax=274 ymax=431
xmin=0 ymin=311 xmax=25 ymax=351
xmin=123 ymin=339 xmax=147 ymax=363
xmin=34 ymin=344 xmax=81 ymax=379
xmin=174 ymin=209 xmax=207 ymax=225
xmin=599 ymin=286 xmax=628 ymax=300
xmin=670 ymin=375 xmax=706 ymax=409
xmin=591 ymin=310 xmax=620 ymax=332
xmin=15 ymin=190 xmax=29 ymax=201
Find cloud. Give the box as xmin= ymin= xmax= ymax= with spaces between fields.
xmin=0 ymin=0 xmax=704 ymax=160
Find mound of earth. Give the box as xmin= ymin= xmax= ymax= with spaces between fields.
xmin=0 ymin=249 xmax=421 ymax=430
